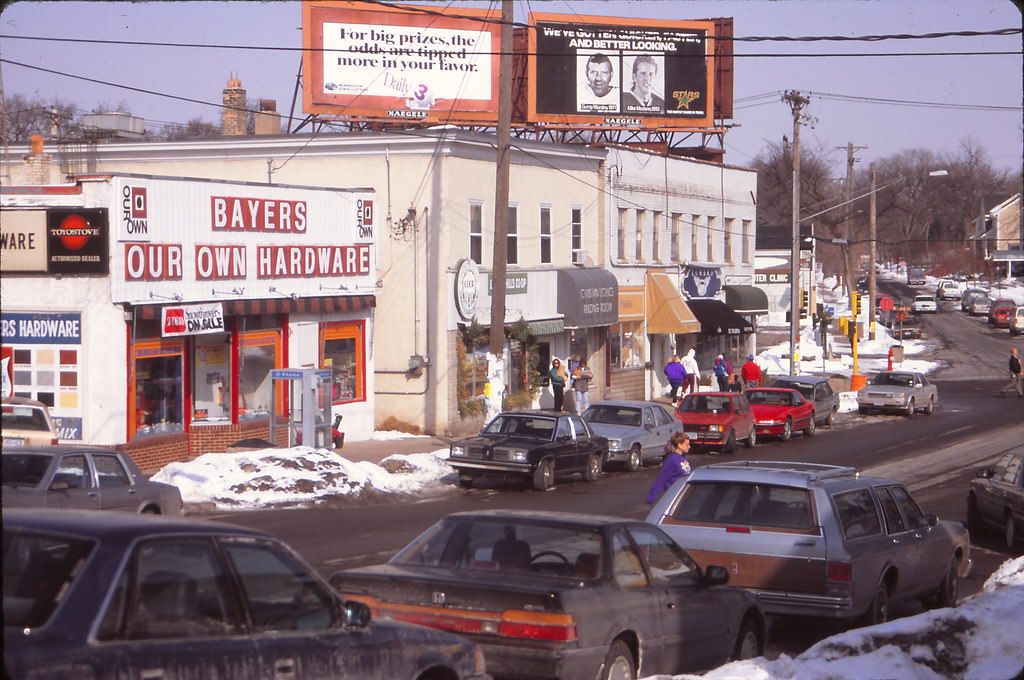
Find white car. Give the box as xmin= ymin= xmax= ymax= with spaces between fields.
xmin=912 ymin=294 xmax=938 ymax=313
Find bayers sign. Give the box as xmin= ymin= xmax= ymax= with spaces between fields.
xmin=161 ymin=303 xmax=225 ymax=337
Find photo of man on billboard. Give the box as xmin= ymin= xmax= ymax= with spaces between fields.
xmin=576 ymin=52 xmax=619 ymax=113
xmin=622 ymin=54 xmax=664 ymax=112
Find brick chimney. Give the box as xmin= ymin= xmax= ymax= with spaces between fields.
xmin=254 ymin=99 xmax=281 ymax=135
xmin=222 ymin=72 xmax=247 ymax=136
xmin=21 ymin=134 xmax=58 ymax=184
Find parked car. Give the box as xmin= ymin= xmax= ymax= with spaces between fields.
xmin=1011 ymin=306 xmax=1024 ymax=335
xmin=673 ymin=392 xmax=757 ymax=453
xmin=769 ymin=375 xmax=839 ymax=426
xmin=967 ymin=449 xmax=1024 ymax=549
xmin=912 ymin=294 xmax=937 ymax=314
xmin=960 ymin=288 xmax=988 ymax=312
xmin=745 ymin=387 xmax=816 ymax=441
xmin=935 ymin=280 xmax=963 ymax=300
xmin=330 ymin=509 xmax=766 ymax=680
xmin=2 ymin=446 xmax=183 ymax=515
xmin=988 ymin=299 xmax=1016 ymax=327
xmin=448 ymin=411 xmax=606 ymax=490
xmin=966 ymin=293 xmax=991 ymax=316
xmin=3 ymin=509 xmax=489 ymax=680
xmin=582 ymin=400 xmax=682 ymax=471
xmin=888 ymin=314 xmax=924 ymax=340
xmin=857 ymin=370 xmax=938 ymax=416
xmin=2 ymin=397 xmax=58 ymax=447
xmin=646 ymin=460 xmax=972 ymax=624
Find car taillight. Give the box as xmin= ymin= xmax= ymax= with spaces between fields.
xmin=50 ymin=437 xmax=59 ymax=445
xmin=828 ymin=561 xmax=851 ymax=582
xmin=341 ymin=593 xmax=578 ymax=642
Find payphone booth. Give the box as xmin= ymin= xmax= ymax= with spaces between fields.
xmin=269 ymin=368 xmax=332 ymax=448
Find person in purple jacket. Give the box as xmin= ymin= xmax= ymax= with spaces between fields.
xmin=646 ymin=432 xmax=692 ymax=505
xmin=663 ymin=355 xmax=688 ymax=404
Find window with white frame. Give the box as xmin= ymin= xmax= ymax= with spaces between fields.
xmin=706 ymin=216 xmax=716 ymax=261
xmin=617 ymin=208 xmax=628 ymax=260
xmin=469 ymin=202 xmax=483 ymax=264
xmin=724 ymin=218 xmax=734 ymax=263
xmin=540 ymin=206 xmax=552 ymax=264
xmin=652 ymin=211 xmax=662 ymax=262
xmin=635 ymin=209 xmax=645 ymax=261
xmin=670 ymin=213 xmax=681 ymax=262
xmin=742 ymin=219 xmax=751 ymax=263
xmin=571 ymin=208 xmax=582 ymax=252
xmin=691 ymin=215 xmax=701 ymax=260
xmin=507 ymin=205 xmax=518 ymax=265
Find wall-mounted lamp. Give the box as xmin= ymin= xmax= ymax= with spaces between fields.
xmin=268 ymin=287 xmax=298 ymax=300
xmin=149 ymin=291 xmax=182 ymax=302
xmin=319 ymin=283 xmax=350 ymax=292
xmin=212 ymin=287 xmax=245 ymax=296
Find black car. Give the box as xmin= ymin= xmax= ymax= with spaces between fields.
xmin=330 ymin=510 xmax=765 ymax=680
xmin=889 ymin=314 xmax=924 ymax=340
xmin=448 ymin=411 xmax=607 ymax=490
xmin=967 ymin=449 xmax=1024 ymax=549
xmin=769 ymin=375 xmax=839 ymax=426
xmin=2 ymin=509 xmax=489 ymax=680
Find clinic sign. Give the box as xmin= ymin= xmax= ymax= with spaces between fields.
xmin=161 ymin=303 xmax=225 ymax=337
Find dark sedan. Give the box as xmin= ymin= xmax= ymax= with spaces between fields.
xmin=330 ymin=510 xmax=765 ymax=680
xmin=967 ymin=449 xmax=1024 ymax=549
xmin=448 ymin=411 xmax=606 ymax=490
xmin=3 ymin=509 xmax=489 ymax=680
xmin=2 ymin=445 xmax=183 ymax=515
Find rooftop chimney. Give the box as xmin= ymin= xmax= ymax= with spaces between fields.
xmin=222 ymin=72 xmax=247 ymax=136
xmin=254 ymin=99 xmax=282 ymax=135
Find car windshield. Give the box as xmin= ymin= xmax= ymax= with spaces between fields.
xmin=483 ymin=415 xmax=555 ymax=440
xmin=582 ymin=405 xmax=642 ymax=427
xmin=2 ymin=454 xmax=53 ymax=487
xmin=391 ymin=518 xmax=606 ymax=580
xmin=746 ymin=390 xmax=791 ymax=406
xmin=871 ymin=373 xmax=915 ymax=387
xmin=679 ymin=395 xmax=732 ymax=414
xmin=2 ymin=405 xmax=50 ymax=431
xmin=772 ymin=381 xmax=813 ymax=399
xmin=3 ymin=529 xmax=95 ymax=628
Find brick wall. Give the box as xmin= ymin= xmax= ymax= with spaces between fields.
xmin=119 ymin=420 xmax=289 ymax=476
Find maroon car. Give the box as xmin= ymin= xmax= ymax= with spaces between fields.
xmin=745 ymin=387 xmax=816 ymax=441
xmin=674 ymin=392 xmax=757 ymax=453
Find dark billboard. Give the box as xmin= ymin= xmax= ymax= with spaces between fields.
xmin=46 ymin=208 xmax=109 ymax=275
xmin=529 ymin=14 xmax=716 ymax=129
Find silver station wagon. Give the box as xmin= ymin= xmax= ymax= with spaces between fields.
xmin=646 ymin=461 xmax=972 ymax=624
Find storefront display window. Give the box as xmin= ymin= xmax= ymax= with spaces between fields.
xmin=321 ymin=322 xmax=365 ymax=403
xmin=192 ymin=333 xmax=231 ymax=422
xmin=239 ymin=330 xmax=282 ymax=419
xmin=133 ymin=340 xmax=184 ymax=437
xmin=610 ymin=321 xmax=644 ymax=370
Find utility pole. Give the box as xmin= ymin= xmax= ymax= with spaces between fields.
xmin=869 ymin=163 xmax=878 ymax=340
xmin=784 ymin=90 xmax=809 ymax=376
xmin=485 ymin=0 xmax=513 ymax=422
xmin=838 ymin=142 xmax=867 ymax=298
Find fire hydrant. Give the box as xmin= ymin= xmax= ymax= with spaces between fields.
xmin=887 ymin=347 xmax=894 ymax=371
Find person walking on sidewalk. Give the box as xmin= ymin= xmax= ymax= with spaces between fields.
xmin=572 ymin=359 xmax=594 ymax=412
xmin=741 ymin=354 xmax=762 ymax=389
xmin=663 ymin=355 xmax=687 ymax=403
xmin=1000 ymin=348 xmax=1023 ymax=398
xmin=549 ymin=358 xmax=568 ymax=411
xmin=681 ymin=349 xmax=700 ymax=394
xmin=713 ymin=354 xmax=732 ymax=391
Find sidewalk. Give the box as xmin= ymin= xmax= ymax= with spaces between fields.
xmin=335 ymin=434 xmax=451 ymax=466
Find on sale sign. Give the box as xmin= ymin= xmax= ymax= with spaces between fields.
xmin=161 ymin=303 xmax=225 ymax=337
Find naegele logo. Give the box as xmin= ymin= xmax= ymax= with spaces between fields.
xmin=46 ymin=208 xmax=109 ymax=274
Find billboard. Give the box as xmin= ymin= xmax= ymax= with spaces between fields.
xmin=528 ymin=13 xmax=717 ymax=129
xmin=303 ymin=1 xmax=502 ymax=122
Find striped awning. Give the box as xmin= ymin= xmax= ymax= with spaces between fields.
xmin=134 ymin=294 xmax=375 ymax=320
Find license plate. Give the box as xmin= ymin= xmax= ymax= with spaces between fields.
xmin=684 ymin=432 xmax=698 ymax=438
xmin=3 ymin=437 xmax=26 ymax=447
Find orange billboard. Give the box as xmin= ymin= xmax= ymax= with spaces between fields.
xmin=302 ymin=1 xmax=502 ymax=122
xmin=528 ymin=13 xmax=718 ymax=129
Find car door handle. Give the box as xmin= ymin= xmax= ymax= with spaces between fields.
xmin=794 ymin=539 xmax=816 ymax=546
xmin=274 ymin=658 xmax=297 ymax=680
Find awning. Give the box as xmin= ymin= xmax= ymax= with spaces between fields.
xmin=724 ymin=285 xmax=769 ymax=315
xmin=645 ymin=272 xmax=701 ymax=334
xmin=134 ymin=294 xmax=376 ymax=320
xmin=557 ymin=268 xmax=618 ymax=328
xmin=687 ymin=299 xmax=754 ymax=336
xmin=527 ymin=318 xmax=565 ymax=336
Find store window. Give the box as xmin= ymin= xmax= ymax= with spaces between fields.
xmin=192 ymin=333 xmax=232 ymax=423
xmin=320 ymin=322 xmax=366 ymax=404
xmin=239 ymin=329 xmax=282 ymax=419
xmin=609 ymin=321 xmax=644 ymax=370
xmin=133 ymin=340 xmax=185 ymax=437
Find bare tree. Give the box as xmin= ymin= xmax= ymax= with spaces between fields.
xmin=2 ymin=95 xmax=77 ymax=143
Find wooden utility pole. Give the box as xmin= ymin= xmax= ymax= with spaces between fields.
xmin=869 ymin=163 xmax=878 ymax=340
xmin=485 ymin=0 xmax=513 ymax=421
xmin=784 ymin=91 xmax=809 ymax=376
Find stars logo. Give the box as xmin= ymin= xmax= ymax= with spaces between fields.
xmin=672 ymin=90 xmax=702 ymax=110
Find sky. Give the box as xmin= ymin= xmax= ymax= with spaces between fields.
xmin=0 ymin=1 xmax=1021 ymax=172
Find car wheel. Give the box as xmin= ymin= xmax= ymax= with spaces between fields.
xmin=140 ymin=506 xmax=161 ymax=515
xmin=825 ymin=408 xmax=836 ymax=427
xmin=803 ymin=416 xmax=816 ymax=437
xmin=927 ymin=556 xmax=959 ymax=609
xmin=905 ymin=398 xmax=916 ymax=418
xmin=861 ymin=582 xmax=890 ymax=626
xmin=599 ymin=640 xmax=636 ymax=680
xmin=722 ymin=430 xmax=737 ymax=453
xmin=967 ymin=495 xmax=984 ymax=535
xmin=626 ymin=445 xmax=642 ymax=472
xmin=924 ymin=397 xmax=935 ymax=415
xmin=457 ymin=475 xmax=475 ymax=489
xmin=731 ymin=616 xmax=764 ymax=661
xmin=779 ymin=418 xmax=792 ymax=442
xmin=1005 ymin=511 xmax=1018 ymax=549
xmin=745 ymin=426 xmax=757 ymax=448
xmin=858 ymin=405 xmax=869 ymax=415
xmin=533 ymin=458 xmax=554 ymax=491
xmin=583 ymin=453 xmax=601 ymax=482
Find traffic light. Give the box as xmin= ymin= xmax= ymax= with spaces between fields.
xmin=800 ymin=289 xmax=808 ymax=314
xmin=852 ymin=292 xmax=862 ymax=315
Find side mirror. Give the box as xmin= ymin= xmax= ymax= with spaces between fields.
xmin=976 ymin=468 xmax=994 ymax=479
xmin=703 ymin=565 xmax=729 ymax=586
xmin=342 ymin=599 xmax=371 ymax=628
xmin=927 ymin=514 xmax=939 ymax=527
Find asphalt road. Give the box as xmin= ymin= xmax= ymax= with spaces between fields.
xmin=209 ymin=280 xmax=1024 ymax=659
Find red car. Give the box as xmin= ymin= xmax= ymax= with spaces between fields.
xmin=674 ymin=392 xmax=757 ymax=452
xmin=745 ymin=387 xmax=816 ymax=441
xmin=990 ymin=300 xmax=1016 ymax=328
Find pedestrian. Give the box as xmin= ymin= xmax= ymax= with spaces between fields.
xmin=1000 ymin=347 xmax=1023 ymax=398
xmin=741 ymin=354 xmax=762 ymax=389
xmin=572 ymin=359 xmax=594 ymax=412
xmin=681 ymin=348 xmax=700 ymax=394
xmin=549 ymin=358 xmax=568 ymax=411
xmin=663 ymin=355 xmax=687 ymax=403
xmin=727 ymin=373 xmax=743 ymax=393
xmin=713 ymin=354 xmax=732 ymax=391
xmin=646 ymin=432 xmax=692 ymax=505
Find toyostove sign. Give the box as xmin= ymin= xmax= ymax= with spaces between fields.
xmin=161 ymin=303 xmax=225 ymax=337
xmin=47 ymin=209 xmax=109 ymax=274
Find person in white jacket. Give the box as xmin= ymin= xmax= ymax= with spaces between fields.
xmin=681 ymin=349 xmax=700 ymax=395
